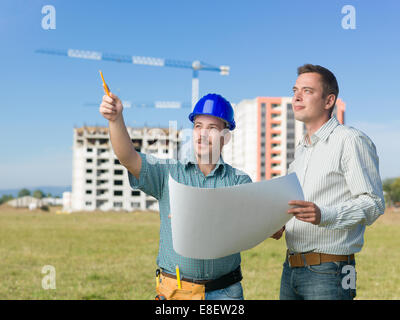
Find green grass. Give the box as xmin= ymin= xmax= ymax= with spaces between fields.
xmin=0 ymin=205 xmax=399 ymax=299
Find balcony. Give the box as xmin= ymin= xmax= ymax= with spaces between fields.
xmin=96 ymin=179 xmax=109 ymax=187
xmin=97 ymin=149 xmax=111 ymax=158
xmin=270 ymin=139 xmax=281 ymax=145
xmin=271 ymin=155 xmax=282 ymax=161
xmin=97 ymin=159 xmax=110 ymax=168
xmin=96 ymin=169 xmax=110 ymax=178
xmin=96 ymin=189 xmax=109 ymax=197
xmin=270 ymin=150 xmax=281 ymax=155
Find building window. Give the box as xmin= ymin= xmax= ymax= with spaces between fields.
xmin=114 ymin=180 xmax=123 ymax=186
xmin=99 ymin=139 xmax=108 ymax=145
xmin=86 ymin=179 xmax=92 ymax=184
xmin=131 ymin=191 xmax=140 ymax=196
xmin=113 ymin=202 xmax=123 ymax=208
xmin=85 ymin=190 xmax=92 ymax=194
xmin=86 ymin=169 xmax=93 ymax=174
xmin=86 ymin=158 xmax=93 ymax=163
xmin=96 ymin=180 xmax=108 ymax=186
xmin=114 ymin=159 xmax=121 ymax=165
xmin=97 ymin=159 xmax=109 ymax=165
xmin=146 ymin=200 xmax=157 ymax=208
xmin=87 ymin=148 xmax=93 ymax=152
xmin=114 ymin=190 xmax=123 ymax=196
xmin=287 ymin=133 xmax=295 ymax=139
xmin=131 ymin=202 xmax=140 ymax=209
xmin=114 ymin=169 xmax=123 ymax=175
xmin=85 ymin=201 xmax=92 ymax=206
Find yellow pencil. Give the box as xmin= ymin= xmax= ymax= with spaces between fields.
xmin=99 ymin=70 xmax=111 ymax=97
xmin=175 ymin=265 xmax=182 ymax=289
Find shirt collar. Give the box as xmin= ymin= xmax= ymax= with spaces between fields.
xmin=183 ymin=149 xmax=227 ymax=177
xmin=300 ymin=116 xmax=340 ymax=146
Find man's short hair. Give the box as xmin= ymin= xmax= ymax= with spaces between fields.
xmin=297 ymin=64 xmax=339 ymax=115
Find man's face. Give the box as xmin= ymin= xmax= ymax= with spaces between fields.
xmin=292 ymin=72 xmax=331 ymax=123
xmin=192 ymin=114 xmax=229 ymax=164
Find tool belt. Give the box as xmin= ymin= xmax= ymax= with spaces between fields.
xmin=155 ymin=267 xmax=242 ymax=300
xmin=287 ymin=250 xmax=355 ymax=268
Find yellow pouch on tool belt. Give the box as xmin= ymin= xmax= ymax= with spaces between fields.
xmin=156 ymin=273 xmax=205 ymax=300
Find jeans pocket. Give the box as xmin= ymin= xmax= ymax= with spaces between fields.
xmin=222 ymin=282 xmax=244 ymax=299
xmin=307 ymin=262 xmax=340 ymax=275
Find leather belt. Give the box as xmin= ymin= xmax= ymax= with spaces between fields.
xmin=161 ymin=266 xmax=242 ymax=292
xmin=287 ymin=250 xmax=355 ymax=268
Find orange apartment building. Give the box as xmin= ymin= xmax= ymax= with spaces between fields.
xmin=223 ymin=97 xmax=346 ymax=182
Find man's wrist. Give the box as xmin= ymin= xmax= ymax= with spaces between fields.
xmin=319 ymin=206 xmax=337 ymax=227
xmin=108 ymin=113 xmax=124 ymax=125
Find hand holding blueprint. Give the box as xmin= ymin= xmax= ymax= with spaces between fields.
xmin=169 ymin=173 xmax=304 ymax=259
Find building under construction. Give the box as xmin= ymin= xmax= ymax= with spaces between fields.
xmin=70 ymin=126 xmax=180 ymax=212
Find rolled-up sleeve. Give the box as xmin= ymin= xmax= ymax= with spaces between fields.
xmin=319 ymin=134 xmax=385 ymax=229
xmin=127 ymin=152 xmax=169 ymax=200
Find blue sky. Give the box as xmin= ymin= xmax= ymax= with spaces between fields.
xmin=0 ymin=0 xmax=399 ymax=189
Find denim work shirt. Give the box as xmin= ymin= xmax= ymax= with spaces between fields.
xmin=128 ymin=151 xmax=252 ymax=280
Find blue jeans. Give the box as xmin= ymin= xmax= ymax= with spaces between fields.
xmin=205 ymin=282 xmax=244 ymax=300
xmin=280 ymin=258 xmax=357 ymax=300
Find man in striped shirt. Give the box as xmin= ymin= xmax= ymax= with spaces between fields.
xmin=99 ymin=93 xmax=251 ymax=300
xmin=276 ymin=64 xmax=385 ymax=300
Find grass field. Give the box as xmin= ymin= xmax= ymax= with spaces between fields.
xmin=0 ymin=204 xmax=399 ymax=300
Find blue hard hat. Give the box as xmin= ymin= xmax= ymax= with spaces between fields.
xmin=188 ymin=93 xmax=236 ymax=130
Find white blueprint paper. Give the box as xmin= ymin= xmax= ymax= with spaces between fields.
xmin=169 ymin=173 xmax=304 ymax=259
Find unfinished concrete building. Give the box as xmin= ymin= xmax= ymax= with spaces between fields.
xmin=71 ymin=126 xmax=180 ymax=212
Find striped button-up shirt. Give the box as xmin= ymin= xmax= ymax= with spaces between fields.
xmin=128 ymin=151 xmax=252 ymax=280
xmin=285 ymin=116 xmax=385 ymax=255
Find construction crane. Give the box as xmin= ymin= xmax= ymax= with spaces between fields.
xmin=35 ymin=48 xmax=230 ymax=109
xmin=83 ymin=100 xmax=191 ymax=109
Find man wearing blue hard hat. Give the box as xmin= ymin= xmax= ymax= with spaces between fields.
xmin=100 ymin=92 xmax=252 ymax=300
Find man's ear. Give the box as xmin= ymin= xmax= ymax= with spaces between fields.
xmin=324 ymin=94 xmax=336 ymax=110
xmin=221 ymin=129 xmax=231 ymax=146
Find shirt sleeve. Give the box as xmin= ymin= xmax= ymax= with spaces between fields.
xmin=319 ymin=133 xmax=386 ymax=229
xmin=234 ymin=169 xmax=253 ymax=185
xmin=127 ymin=152 xmax=169 ymax=200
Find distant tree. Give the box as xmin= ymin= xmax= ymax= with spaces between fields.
xmin=383 ymin=178 xmax=395 ymax=207
xmin=383 ymin=177 xmax=400 ymax=206
xmin=18 ymin=188 xmax=31 ymax=197
xmin=46 ymin=193 xmax=52 ymax=198
xmin=32 ymin=189 xmax=45 ymax=199
xmin=0 ymin=194 xmax=14 ymax=205
xmin=391 ymin=178 xmax=400 ymax=203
